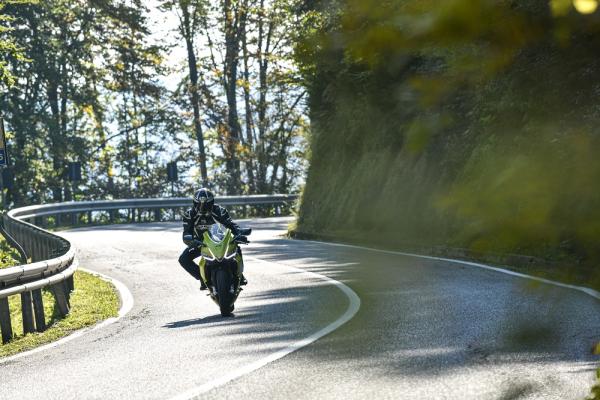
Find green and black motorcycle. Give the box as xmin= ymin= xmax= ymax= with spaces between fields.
xmin=195 ymin=224 xmax=251 ymax=316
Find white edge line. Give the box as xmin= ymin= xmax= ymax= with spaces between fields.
xmin=0 ymin=267 xmax=134 ymax=364
xmin=300 ymin=238 xmax=600 ymax=301
xmin=169 ymin=255 xmax=361 ymax=400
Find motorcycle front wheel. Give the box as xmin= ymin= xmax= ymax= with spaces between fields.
xmin=215 ymin=269 xmax=234 ymax=317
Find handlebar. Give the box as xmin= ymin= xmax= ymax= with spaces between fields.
xmin=234 ymin=235 xmax=250 ymax=244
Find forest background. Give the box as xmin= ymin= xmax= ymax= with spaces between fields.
xmin=0 ymin=0 xmax=308 ymax=206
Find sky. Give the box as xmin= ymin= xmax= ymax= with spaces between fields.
xmin=146 ymin=1 xmax=187 ymax=91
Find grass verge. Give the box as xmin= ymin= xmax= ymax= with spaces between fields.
xmin=0 ymin=270 xmax=119 ymax=358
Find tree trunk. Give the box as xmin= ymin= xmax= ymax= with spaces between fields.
xmin=181 ymin=1 xmax=208 ymax=184
xmin=223 ymin=0 xmax=242 ymax=193
xmin=241 ymin=0 xmax=256 ymax=193
xmin=256 ymin=0 xmax=273 ymax=193
xmin=48 ymin=81 xmax=63 ymax=202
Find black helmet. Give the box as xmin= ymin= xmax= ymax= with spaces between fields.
xmin=193 ymin=188 xmax=214 ymax=215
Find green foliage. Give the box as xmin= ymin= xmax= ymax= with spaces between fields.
xmin=295 ymin=4 xmax=600 ymax=392
xmin=0 ymin=270 xmax=119 ymax=357
xmin=0 ymin=0 xmax=36 ymax=89
xmin=590 ymin=369 xmax=600 ymax=400
xmin=0 ymin=0 xmax=308 ymax=204
xmin=295 ymin=0 xmax=600 ymax=280
xmin=164 ymin=0 xmax=308 ymax=194
xmin=0 ymin=0 xmax=180 ymax=205
xmin=0 ymin=235 xmax=19 ymax=268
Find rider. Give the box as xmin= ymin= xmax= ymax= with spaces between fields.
xmin=178 ymin=188 xmax=248 ymax=290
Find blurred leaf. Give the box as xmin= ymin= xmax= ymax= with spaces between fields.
xmin=551 ymin=0 xmax=573 ymax=16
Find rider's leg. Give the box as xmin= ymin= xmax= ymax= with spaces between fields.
xmin=178 ymin=247 xmax=207 ymax=289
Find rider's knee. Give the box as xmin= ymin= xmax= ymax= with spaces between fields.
xmin=178 ymin=250 xmax=190 ymax=266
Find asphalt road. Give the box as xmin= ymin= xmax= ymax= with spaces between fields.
xmin=0 ymin=217 xmax=598 ymax=400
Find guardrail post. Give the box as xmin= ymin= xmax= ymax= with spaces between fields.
xmin=109 ymin=210 xmax=115 ymax=224
xmin=56 ymin=213 xmax=61 ymax=228
xmin=154 ymin=208 xmax=162 ymax=222
xmin=32 ymin=239 xmax=39 ymax=262
xmin=71 ymin=212 xmax=76 ymax=226
xmin=64 ymin=281 xmax=71 ymax=303
xmin=0 ymin=297 xmax=13 ymax=344
xmin=32 ymin=289 xmax=46 ymax=332
xmin=87 ymin=211 xmax=93 ymax=225
xmin=51 ymin=283 xmax=70 ymax=317
xmin=21 ymin=291 xmax=35 ymax=334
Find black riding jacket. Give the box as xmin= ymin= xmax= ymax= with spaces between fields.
xmin=182 ymin=204 xmax=240 ymax=245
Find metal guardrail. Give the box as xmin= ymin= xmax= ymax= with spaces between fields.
xmin=0 ymin=194 xmax=298 ymax=344
xmin=0 ymin=211 xmax=76 ymax=343
xmin=13 ymin=194 xmax=298 ymax=228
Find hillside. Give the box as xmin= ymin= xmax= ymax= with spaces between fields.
xmin=294 ymin=0 xmax=600 ymax=287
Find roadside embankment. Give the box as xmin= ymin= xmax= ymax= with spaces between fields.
xmin=0 ymin=270 xmax=119 ymax=358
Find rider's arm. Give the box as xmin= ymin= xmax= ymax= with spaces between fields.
xmin=182 ymin=209 xmax=195 ymax=245
xmin=213 ymin=205 xmax=240 ymax=234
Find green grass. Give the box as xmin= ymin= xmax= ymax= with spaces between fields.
xmin=0 ymin=270 xmax=119 ymax=358
xmin=590 ymin=376 xmax=600 ymax=400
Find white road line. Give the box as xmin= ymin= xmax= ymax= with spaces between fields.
xmin=0 ymin=267 xmax=134 ymax=364
xmin=302 ymin=239 xmax=600 ymax=301
xmin=169 ymin=255 xmax=361 ymax=400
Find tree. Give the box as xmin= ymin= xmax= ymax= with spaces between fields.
xmin=1 ymin=0 xmax=175 ymax=206
xmin=189 ymin=0 xmax=308 ymax=194
xmin=160 ymin=0 xmax=209 ymax=185
xmin=0 ymin=0 xmax=35 ymax=91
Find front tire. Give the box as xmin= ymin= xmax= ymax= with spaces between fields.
xmin=215 ymin=269 xmax=234 ymax=317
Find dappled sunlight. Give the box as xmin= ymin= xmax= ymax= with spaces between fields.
xmin=241 ymin=229 xmax=600 ymax=379
xmin=162 ymin=281 xmax=348 ymax=359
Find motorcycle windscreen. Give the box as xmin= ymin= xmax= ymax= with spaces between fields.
xmin=208 ymin=223 xmax=225 ymax=242
xmin=203 ymin=223 xmax=232 ymax=260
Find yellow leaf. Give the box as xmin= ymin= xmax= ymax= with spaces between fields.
xmin=82 ymin=105 xmax=94 ymax=116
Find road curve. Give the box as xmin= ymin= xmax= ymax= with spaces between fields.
xmin=1 ymin=217 xmax=599 ymax=400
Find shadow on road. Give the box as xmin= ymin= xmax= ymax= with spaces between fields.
xmin=242 ymin=236 xmax=600 ymax=378
xmin=161 ymin=281 xmax=347 ymax=353
xmin=163 ymin=315 xmax=234 ymax=328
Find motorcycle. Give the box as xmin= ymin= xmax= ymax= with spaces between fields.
xmin=195 ymin=224 xmax=251 ymax=316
